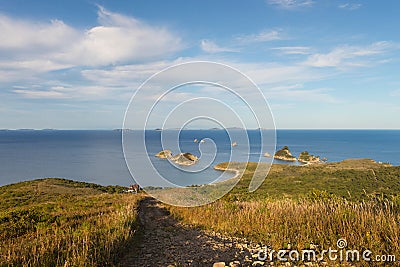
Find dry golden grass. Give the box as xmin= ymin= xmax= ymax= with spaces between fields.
xmin=0 ymin=179 xmax=143 ymax=267
xmin=165 ymin=160 xmax=400 ymax=265
xmin=168 ymin=198 xmax=399 ymax=261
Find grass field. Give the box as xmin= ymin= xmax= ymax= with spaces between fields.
xmin=167 ymin=159 xmax=400 ymax=265
xmin=218 ymin=159 xmax=400 ymax=201
xmin=0 ymin=178 xmax=143 ymax=266
xmin=1 ymin=159 xmax=399 ymax=266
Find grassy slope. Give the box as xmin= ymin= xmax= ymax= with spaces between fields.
xmin=167 ymin=159 xmax=400 ymax=265
xmin=0 ymin=178 xmax=127 ymax=210
xmin=218 ymin=159 xmax=400 ymax=201
xmin=0 ymin=178 xmax=143 ymax=267
xmin=2 ymin=160 xmax=400 ymax=265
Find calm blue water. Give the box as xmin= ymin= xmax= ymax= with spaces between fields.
xmin=0 ymin=130 xmax=399 ymax=187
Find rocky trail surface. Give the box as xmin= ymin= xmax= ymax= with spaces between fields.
xmin=118 ymin=197 xmax=328 ymax=267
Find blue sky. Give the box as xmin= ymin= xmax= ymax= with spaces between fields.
xmin=0 ymin=0 xmax=399 ymax=129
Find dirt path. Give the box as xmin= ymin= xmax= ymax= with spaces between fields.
xmin=118 ymin=197 xmax=260 ymax=267
xmin=118 ymin=197 xmax=330 ymax=267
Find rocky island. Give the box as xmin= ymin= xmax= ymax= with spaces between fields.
xmin=155 ymin=150 xmax=173 ymax=159
xmin=156 ymin=150 xmax=198 ymax=166
xmin=298 ymin=151 xmax=322 ymax=164
xmin=263 ymin=152 xmax=272 ymax=157
xmin=170 ymin=153 xmax=198 ymax=166
xmin=273 ymin=146 xmax=297 ymax=162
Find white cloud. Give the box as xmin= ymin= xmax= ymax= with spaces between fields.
xmin=200 ymin=40 xmax=238 ymax=53
xmin=65 ymin=7 xmax=183 ymax=66
xmin=390 ymin=89 xmax=400 ymax=97
xmin=338 ymin=3 xmax=362 ymax=10
xmin=12 ymin=83 xmax=132 ymax=100
xmin=270 ymin=103 xmax=295 ymax=110
xmin=267 ymin=0 xmax=314 ymax=9
xmin=271 ymin=46 xmax=311 ymax=55
xmin=82 ymin=59 xmax=325 ymax=92
xmin=12 ymin=89 xmax=69 ymax=99
xmin=14 ymin=57 xmax=330 ymax=102
xmin=0 ymin=15 xmax=78 ymax=52
xmin=234 ymin=62 xmax=328 ymax=86
xmin=305 ymin=41 xmax=394 ymax=68
xmin=236 ymin=30 xmax=283 ymax=43
xmin=80 ymin=59 xmax=190 ymax=87
xmin=0 ymin=6 xmax=183 ymax=71
xmin=0 ymin=59 xmax=72 ymax=72
xmin=265 ymin=84 xmax=338 ymax=103
xmin=77 ymin=58 xmax=336 ymax=105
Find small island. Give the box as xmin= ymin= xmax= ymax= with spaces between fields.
xmin=113 ymin=128 xmax=133 ymax=132
xmin=155 ymin=150 xmax=173 ymax=159
xmin=263 ymin=152 xmax=272 ymax=157
xmin=298 ymin=151 xmax=322 ymax=164
xmin=156 ymin=150 xmax=198 ymax=166
xmin=274 ymin=146 xmax=297 ymax=162
xmin=170 ymin=153 xmax=198 ymax=166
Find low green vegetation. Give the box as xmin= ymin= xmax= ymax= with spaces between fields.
xmin=298 ymin=151 xmax=320 ymax=162
xmin=167 ymin=159 xmax=400 ymax=265
xmin=219 ymin=159 xmax=400 ymax=201
xmin=2 ymin=159 xmax=399 ymax=266
xmin=0 ymin=178 xmax=142 ymax=267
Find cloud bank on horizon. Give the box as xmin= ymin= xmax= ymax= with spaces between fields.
xmin=0 ymin=0 xmax=399 ymax=129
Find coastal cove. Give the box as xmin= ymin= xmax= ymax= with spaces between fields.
xmin=0 ymin=129 xmax=399 ymax=187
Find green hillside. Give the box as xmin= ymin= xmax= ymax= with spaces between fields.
xmin=167 ymin=159 xmax=400 ymax=265
xmin=0 ymin=178 xmax=142 ymax=266
xmin=219 ymin=159 xmax=400 ymax=202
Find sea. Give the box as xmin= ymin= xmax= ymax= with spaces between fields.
xmin=0 ymin=130 xmax=399 ymax=187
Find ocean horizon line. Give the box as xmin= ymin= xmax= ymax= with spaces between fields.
xmin=2 ymin=128 xmax=400 ymax=131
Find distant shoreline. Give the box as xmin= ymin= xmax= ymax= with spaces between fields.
xmin=2 ymin=128 xmax=400 ymax=131
xmin=1 ymin=158 xmax=396 ymax=189
xmin=1 ymin=130 xmax=399 ymax=187
xmin=213 ymin=165 xmax=241 ymax=182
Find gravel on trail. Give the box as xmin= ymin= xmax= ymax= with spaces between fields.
xmin=118 ymin=197 xmax=332 ymax=267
